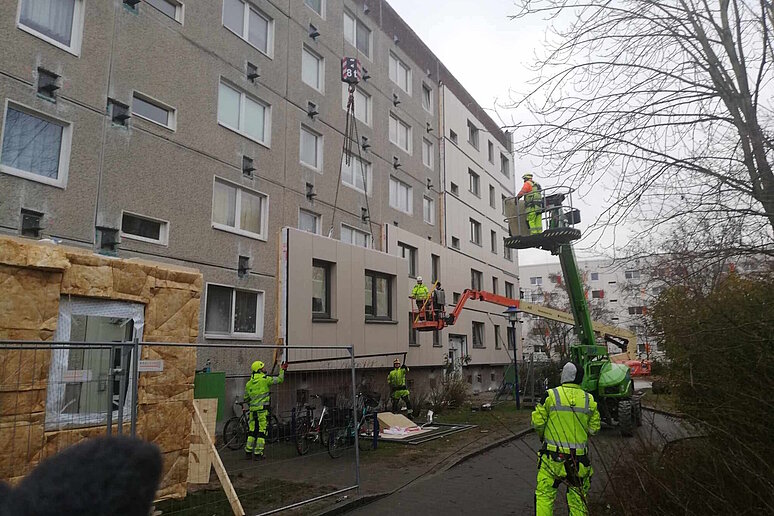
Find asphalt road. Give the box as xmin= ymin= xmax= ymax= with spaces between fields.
xmin=346 ymin=410 xmax=689 ymax=515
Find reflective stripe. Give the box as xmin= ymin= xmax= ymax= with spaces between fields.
xmin=552 ymin=388 xmax=562 ymax=406
xmin=550 ymin=405 xmax=590 ymax=414
xmin=583 ymin=392 xmax=589 ymax=411
xmin=545 ymin=440 xmax=587 ymax=453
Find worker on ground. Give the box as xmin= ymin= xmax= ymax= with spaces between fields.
xmin=532 ymin=362 xmax=600 ymax=516
xmin=387 ymin=359 xmax=412 ymax=414
xmin=517 ymin=173 xmax=543 ymax=235
xmin=244 ymin=360 xmax=287 ymax=460
xmin=410 ymin=276 xmax=430 ymax=317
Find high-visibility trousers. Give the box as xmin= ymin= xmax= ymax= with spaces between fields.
xmin=535 ymin=453 xmax=593 ymax=516
xmin=245 ymin=409 xmax=268 ymax=455
xmin=526 ymin=208 xmax=542 ymax=235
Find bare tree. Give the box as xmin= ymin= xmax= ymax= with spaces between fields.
xmin=508 ymin=0 xmax=774 ymax=257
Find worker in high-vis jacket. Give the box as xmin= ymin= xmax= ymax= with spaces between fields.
xmin=387 ymin=359 xmax=412 ymax=414
xmin=244 ymin=360 xmax=287 ymax=460
xmin=410 ymin=276 xmax=429 ymax=312
xmin=532 ymin=362 xmax=601 ymax=515
xmin=517 ymin=173 xmax=543 ymax=235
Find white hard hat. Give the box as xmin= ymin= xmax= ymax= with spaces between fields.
xmin=417 ymin=276 xmax=423 ymax=282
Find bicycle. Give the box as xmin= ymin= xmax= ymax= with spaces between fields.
xmin=222 ymin=400 xmax=282 ymax=451
xmin=294 ymin=394 xmax=334 ymax=455
xmin=328 ymin=391 xmax=380 ymax=458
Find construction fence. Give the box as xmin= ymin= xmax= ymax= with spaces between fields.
xmin=0 ymin=340 xmax=411 ymax=516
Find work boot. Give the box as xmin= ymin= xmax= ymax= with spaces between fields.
xmin=244 ymin=452 xmax=253 ymax=460
xmin=253 ymin=454 xmax=265 ymax=461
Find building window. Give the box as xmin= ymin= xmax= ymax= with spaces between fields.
xmin=423 ymin=196 xmax=435 ymax=225
xmin=365 ymin=271 xmax=392 ymax=320
xmin=469 ymin=218 xmax=481 ymax=245
xmin=591 ymin=272 xmax=599 ymax=281
xmin=431 ymin=254 xmax=440 ymax=283
xmin=432 ymin=330 xmax=441 ymax=347
xmin=223 ymin=0 xmax=272 ymax=55
xmin=132 ymin=93 xmax=176 ymax=130
xmin=471 ymin=269 xmax=482 ymax=290
xmin=301 ymin=46 xmax=324 ymax=92
xmin=343 ymin=10 xmax=371 ymax=57
xmin=489 ymin=185 xmax=496 ymax=208
xmin=398 ymin=242 xmax=418 ymax=277
xmin=592 ymin=289 xmax=604 ymax=299
xmin=1 ymin=102 xmax=72 ymax=188
xmin=505 ymin=281 xmax=514 ymax=299
xmin=46 ymin=298 xmax=142 ymax=430
xmin=472 ymin=321 xmax=485 ymax=348
xmin=342 ymin=84 xmax=371 ymax=125
xmin=146 ymin=0 xmax=183 ymax=22
xmin=341 ymin=224 xmax=370 ymax=248
xmin=18 ymin=0 xmax=84 ymax=55
xmin=494 ymin=325 xmax=502 ymax=349
xmin=449 ymin=130 xmax=458 ymax=144
xmin=450 ymin=182 xmax=459 ymax=195
xmin=530 ymin=276 xmax=543 ymax=286
xmin=488 ymin=141 xmax=494 ymax=163
xmin=504 ymin=246 xmax=513 ymax=261
xmin=218 ymin=81 xmax=271 ymax=145
xmin=453 ymin=292 xmax=461 ymax=304
xmin=490 ymin=230 xmax=497 ymax=254
xmin=205 ymin=283 xmax=264 ymax=338
xmin=121 ymin=212 xmax=168 ymax=245
xmin=467 ymin=120 xmax=479 ymax=149
xmin=341 ymin=153 xmax=371 ymax=194
xmin=500 ymin=152 xmax=510 ymax=177
xmin=388 ymin=52 xmax=412 ymax=94
xmin=422 ymin=138 xmax=433 ymax=168
xmin=501 ymin=194 xmax=507 ymax=215
xmin=492 ymin=277 xmax=499 ymax=295
xmin=628 ymin=306 xmax=646 ymax=315
xmin=625 ymin=270 xmax=641 ymax=280
xmin=389 ymin=114 xmax=412 ymax=153
xmin=468 ymin=169 xmax=480 ymax=196
xmin=300 ymin=125 xmax=323 ymax=170
xmin=304 ymin=0 xmax=323 ymax=17
xmin=298 ymin=209 xmax=320 ymax=234
xmin=451 ymin=236 xmax=460 ymax=249
xmin=422 ymin=83 xmax=433 ymax=112
xmin=312 ymin=260 xmax=331 ymax=319
xmin=212 ymin=178 xmax=268 ymax=240
xmin=389 ymin=176 xmax=413 ymax=214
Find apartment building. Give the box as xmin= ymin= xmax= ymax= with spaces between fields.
xmin=0 ymin=0 xmax=518 ymax=393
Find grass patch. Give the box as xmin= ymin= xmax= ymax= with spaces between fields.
xmin=639 ymin=388 xmax=680 ymax=414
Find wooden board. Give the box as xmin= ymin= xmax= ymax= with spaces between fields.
xmin=187 ymin=399 xmax=218 ymax=484
xmin=192 ymin=401 xmax=245 ymax=516
xmin=377 ymin=412 xmax=417 ymax=430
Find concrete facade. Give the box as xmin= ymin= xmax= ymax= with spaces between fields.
xmin=1 ymin=0 xmax=517 ymax=379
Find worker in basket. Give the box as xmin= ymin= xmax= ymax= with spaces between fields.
xmin=244 ymin=360 xmax=287 ymax=460
xmin=532 ymin=362 xmax=600 ymax=515
xmin=410 ymin=276 xmax=430 ymax=318
xmin=517 ymin=173 xmax=543 ymax=235
xmin=387 ymin=359 xmax=412 ymax=414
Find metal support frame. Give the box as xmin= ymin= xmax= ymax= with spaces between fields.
xmin=349 ymin=346 xmax=361 ymax=493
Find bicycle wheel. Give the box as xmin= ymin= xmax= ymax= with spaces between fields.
xmin=295 ymin=417 xmax=311 ymax=455
xmin=358 ymin=413 xmax=377 ymax=452
xmin=266 ymin=413 xmax=281 ymax=443
xmin=328 ymin=427 xmax=347 ymax=459
xmin=223 ymin=417 xmax=247 ymax=450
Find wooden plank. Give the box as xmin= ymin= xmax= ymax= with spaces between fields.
xmin=187 ymin=399 xmax=218 ymax=484
xmin=192 ymin=401 xmax=245 ymax=516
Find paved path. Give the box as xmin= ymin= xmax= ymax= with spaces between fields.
xmin=346 ymin=411 xmax=689 ymax=515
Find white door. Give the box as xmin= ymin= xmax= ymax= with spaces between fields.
xmin=448 ymin=335 xmax=467 ymax=373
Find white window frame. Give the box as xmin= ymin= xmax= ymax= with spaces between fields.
xmin=45 ymin=297 xmax=144 ymax=430
xmin=301 ymin=45 xmax=324 ymax=92
xmin=470 ymin=218 xmax=481 ymax=246
xmin=341 ymin=153 xmax=372 ymax=195
xmin=299 ymin=124 xmax=323 ymax=171
xmin=388 ymin=52 xmax=412 ymax=95
xmin=389 ymin=113 xmax=412 ymax=154
xmin=204 ymin=282 xmax=265 ymax=340
xmin=146 ymin=0 xmax=185 ymax=23
xmin=0 ymin=100 xmax=73 ymax=189
xmin=342 ymin=84 xmax=371 ymax=126
xmin=343 ymin=10 xmax=371 ymax=59
xmin=120 ymin=210 xmax=170 ymax=246
xmin=389 ymin=176 xmax=413 ymax=214
xmin=341 ymin=223 xmax=371 ymax=248
xmin=16 ymin=0 xmax=85 ymax=56
xmin=421 ymin=83 xmax=433 ymax=113
xmin=423 ymin=196 xmax=435 ymax=225
xmin=132 ymin=91 xmax=177 ymax=131
xmin=500 ymin=152 xmax=510 ymax=177
xmin=298 ymin=208 xmax=321 ymax=234
xmin=488 ymin=140 xmax=494 ymax=163
xmin=467 ymin=120 xmax=479 ymax=149
xmin=530 ymin=276 xmax=543 ymax=286
xmin=222 ymin=0 xmax=274 ymax=57
xmin=211 ymin=177 xmax=269 ymax=241
xmin=217 ymin=79 xmax=272 ymax=147
xmin=304 ymin=0 xmax=324 ymax=18
xmin=468 ymin=169 xmax=480 ymax=197
xmin=422 ymin=138 xmax=433 ymax=169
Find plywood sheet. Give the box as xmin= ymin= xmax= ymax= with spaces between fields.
xmin=187 ymin=399 xmax=218 ymax=484
xmin=376 ymin=412 xmax=417 ymax=430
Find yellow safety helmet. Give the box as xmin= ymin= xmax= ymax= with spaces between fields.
xmin=251 ymin=360 xmax=264 ymax=374
xmin=522 ymin=173 xmax=533 ymax=181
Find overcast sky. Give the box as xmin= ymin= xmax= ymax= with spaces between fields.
xmin=388 ymin=0 xmax=617 ymax=266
